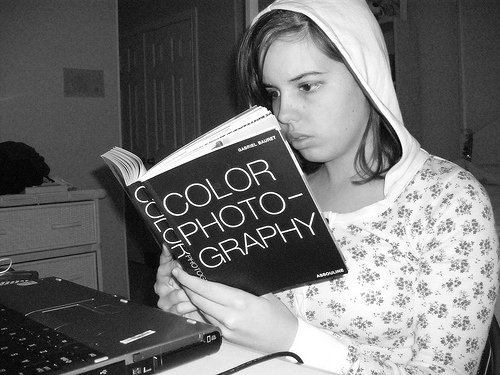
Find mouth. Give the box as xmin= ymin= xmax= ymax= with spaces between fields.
xmin=287 ymin=133 xmax=311 ymax=149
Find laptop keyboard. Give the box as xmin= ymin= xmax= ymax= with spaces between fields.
xmin=0 ymin=303 xmax=108 ymax=374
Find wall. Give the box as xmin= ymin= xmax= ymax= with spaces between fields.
xmin=0 ymin=0 xmax=129 ymax=296
xmin=461 ymin=1 xmax=500 ymax=164
xmin=411 ymin=1 xmax=461 ymax=161
xmin=401 ymin=0 xmax=500 ymax=163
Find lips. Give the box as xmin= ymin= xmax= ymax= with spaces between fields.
xmin=287 ymin=133 xmax=311 ymax=149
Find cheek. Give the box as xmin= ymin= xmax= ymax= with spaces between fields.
xmin=272 ymin=101 xmax=280 ymax=116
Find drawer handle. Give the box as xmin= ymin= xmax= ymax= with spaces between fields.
xmin=52 ymin=222 xmax=82 ymax=230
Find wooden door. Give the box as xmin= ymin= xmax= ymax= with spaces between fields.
xmin=119 ymin=10 xmax=200 ymax=265
xmin=144 ymin=17 xmax=200 ymax=161
xmin=120 ymin=32 xmax=147 ymax=157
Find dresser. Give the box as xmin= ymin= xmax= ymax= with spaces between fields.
xmin=0 ymin=189 xmax=105 ymax=290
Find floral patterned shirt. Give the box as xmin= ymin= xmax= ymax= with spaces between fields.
xmin=276 ymin=156 xmax=500 ymax=375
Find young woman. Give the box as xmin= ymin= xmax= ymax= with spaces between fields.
xmin=155 ymin=0 xmax=499 ymax=373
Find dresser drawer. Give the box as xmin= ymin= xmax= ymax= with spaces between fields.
xmin=14 ymin=252 xmax=98 ymax=289
xmin=0 ymin=202 xmax=97 ymax=255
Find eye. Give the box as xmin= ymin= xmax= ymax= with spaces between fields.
xmin=299 ymin=82 xmax=322 ymax=92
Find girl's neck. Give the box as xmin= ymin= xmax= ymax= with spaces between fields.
xmin=307 ymin=163 xmax=385 ymax=213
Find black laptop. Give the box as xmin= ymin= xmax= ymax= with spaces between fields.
xmin=0 ymin=277 xmax=222 ymax=374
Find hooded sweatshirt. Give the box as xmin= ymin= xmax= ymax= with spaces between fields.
xmin=253 ymin=1 xmax=499 ymax=374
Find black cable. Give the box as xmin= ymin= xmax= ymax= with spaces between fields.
xmin=215 ymin=351 xmax=304 ymax=374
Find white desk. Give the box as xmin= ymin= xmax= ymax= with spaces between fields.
xmin=161 ymin=340 xmax=333 ymax=375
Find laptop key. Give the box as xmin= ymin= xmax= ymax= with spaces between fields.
xmin=21 ymin=362 xmax=60 ymax=375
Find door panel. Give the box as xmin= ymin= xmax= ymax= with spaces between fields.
xmin=120 ymin=33 xmax=147 ymax=157
xmin=144 ymin=17 xmax=199 ymax=162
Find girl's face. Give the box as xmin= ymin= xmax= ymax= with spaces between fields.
xmin=262 ymin=36 xmax=371 ymax=169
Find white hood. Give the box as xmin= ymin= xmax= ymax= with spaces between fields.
xmin=254 ymin=0 xmax=428 ymax=197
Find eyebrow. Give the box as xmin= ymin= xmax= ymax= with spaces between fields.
xmin=263 ymin=71 xmax=325 ymax=88
xmin=290 ymin=71 xmax=324 ymax=82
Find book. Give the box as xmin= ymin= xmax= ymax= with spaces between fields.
xmin=102 ymin=106 xmax=347 ymax=295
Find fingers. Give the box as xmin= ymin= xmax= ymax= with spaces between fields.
xmin=155 ymin=250 xmax=195 ymax=315
xmin=156 ymin=251 xmax=181 ymax=283
xmin=155 ymin=282 xmax=198 ymax=315
xmin=156 ymin=260 xmax=178 ymax=282
xmin=159 ymin=244 xmax=173 ymax=262
xmin=172 ymin=267 xmax=241 ymax=306
xmin=172 ymin=267 xmax=255 ymax=330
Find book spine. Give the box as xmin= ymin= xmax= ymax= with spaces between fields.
xmin=126 ymin=182 xmax=187 ymax=261
xmin=142 ymin=180 xmax=208 ymax=280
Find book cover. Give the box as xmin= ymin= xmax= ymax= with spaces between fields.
xmin=103 ymin=107 xmax=347 ymax=295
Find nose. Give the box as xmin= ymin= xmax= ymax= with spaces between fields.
xmin=274 ymin=93 xmax=297 ymax=128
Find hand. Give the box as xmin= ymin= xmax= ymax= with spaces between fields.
xmin=172 ymin=267 xmax=298 ymax=353
xmin=154 ymin=244 xmax=198 ymax=316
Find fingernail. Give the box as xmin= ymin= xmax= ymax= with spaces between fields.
xmin=172 ymin=268 xmax=179 ymax=278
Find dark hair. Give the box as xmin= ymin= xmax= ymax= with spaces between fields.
xmin=237 ymin=9 xmax=402 ymax=182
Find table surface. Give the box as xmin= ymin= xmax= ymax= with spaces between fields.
xmin=159 ymin=340 xmax=333 ymax=375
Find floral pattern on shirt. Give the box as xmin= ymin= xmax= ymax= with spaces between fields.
xmin=276 ymin=157 xmax=500 ymax=375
